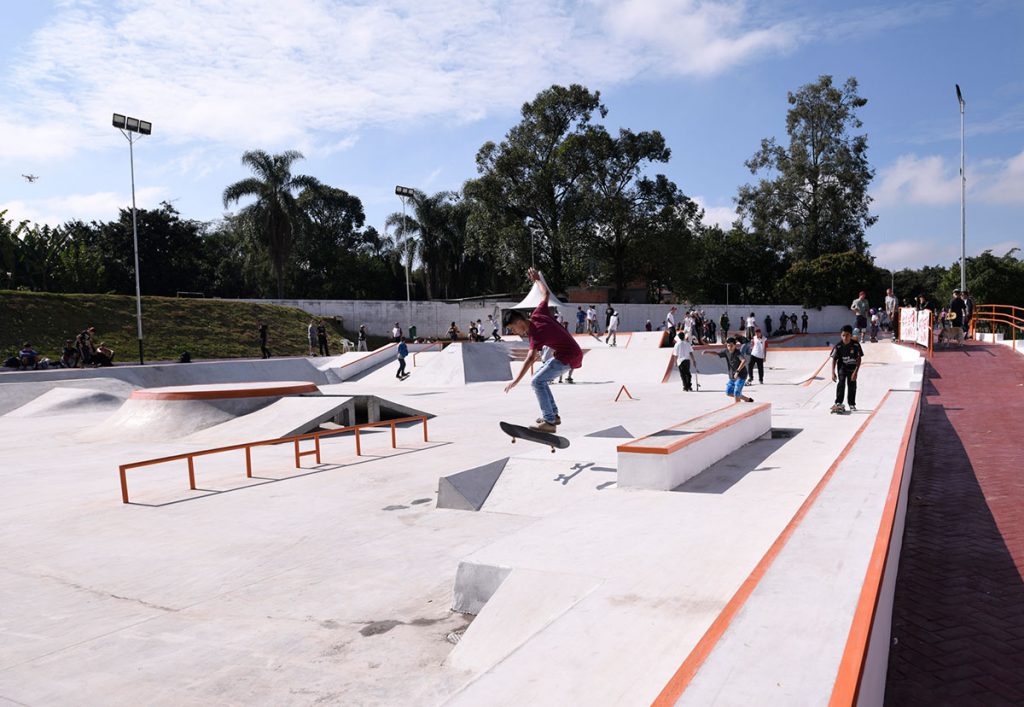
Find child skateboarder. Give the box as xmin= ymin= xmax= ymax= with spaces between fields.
xmin=701 ymin=337 xmax=753 ymax=403
xmin=503 ymin=268 xmax=583 ymax=433
xmin=396 ymin=337 xmax=409 ymax=379
xmin=830 ymin=325 xmax=863 ymax=412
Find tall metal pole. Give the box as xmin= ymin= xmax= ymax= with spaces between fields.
xmin=401 ymin=195 xmax=410 ymax=302
xmin=957 ymin=84 xmax=966 ymax=292
xmin=129 ymin=135 xmax=144 ymax=364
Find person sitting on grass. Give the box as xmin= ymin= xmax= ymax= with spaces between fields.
xmin=18 ymin=342 xmax=40 ymax=370
xmin=92 ymin=343 xmax=115 ymax=367
xmin=503 ymin=268 xmax=583 ymax=433
xmin=60 ymin=339 xmax=79 ymax=368
xmin=701 ymin=336 xmax=753 ymax=403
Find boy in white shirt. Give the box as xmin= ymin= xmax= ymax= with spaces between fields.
xmin=673 ymin=331 xmax=698 ymax=391
xmin=747 ymin=328 xmax=767 ymax=384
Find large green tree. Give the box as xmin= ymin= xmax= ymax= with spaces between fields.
xmin=223 ymin=150 xmax=321 ymax=298
xmin=464 ymin=84 xmax=606 ymax=291
xmin=737 ymin=75 xmax=876 ymax=262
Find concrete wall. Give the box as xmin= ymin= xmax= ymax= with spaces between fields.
xmin=236 ymin=298 xmax=864 ymax=340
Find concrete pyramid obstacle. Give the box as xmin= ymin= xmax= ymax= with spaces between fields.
xmin=437 ymin=457 xmax=510 ymax=511
xmin=585 ymin=425 xmax=634 ymax=439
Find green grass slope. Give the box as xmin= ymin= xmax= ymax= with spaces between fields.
xmin=0 ymin=292 xmax=385 ymax=362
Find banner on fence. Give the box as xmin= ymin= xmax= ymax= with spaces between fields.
xmin=898 ymin=307 xmax=932 ymax=349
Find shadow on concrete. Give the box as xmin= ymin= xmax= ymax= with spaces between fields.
xmin=885 ymin=367 xmax=1024 ymax=705
xmin=671 ymin=428 xmax=802 ymax=495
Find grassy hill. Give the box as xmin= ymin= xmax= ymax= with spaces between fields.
xmin=0 ymin=291 xmax=387 ymax=362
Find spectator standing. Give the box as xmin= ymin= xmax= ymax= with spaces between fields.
xmin=665 ymin=306 xmax=678 ymax=341
xmin=605 ymin=304 xmax=614 ymax=332
xmin=790 ymin=313 xmax=797 ymax=332
xmin=605 ymin=309 xmax=619 ymax=346
xmin=673 ymin=331 xmax=697 ymax=391
xmin=801 ymin=311 xmax=809 ymax=334
xmin=831 ymin=325 xmax=863 ymax=413
xmin=884 ymin=288 xmax=898 ymax=333
xmin=778 ymin=311 xmax=788 ymax=333
xmin=586 ymin=305 xmax=598 ymax=335
xmin=575 ymin=306 xmax=585 ymax=334
xmin=258 ymin=321 xmax=270 ymax=358
xmin=720 ymin=312 xmax=730 ymax=343
xmin=392 ymin=322 xmax=402 ymax=342
xmin=963 ymin=290 xmax=975 ymax=338
xmin=307 ymin=320 xmax=317 ymax=356
xmin=488 ymin=314 xmax=501 ymax=341
xmin=851 ymin=291 xmax=870 ymax=332
xmin=745 ymin=313 xmax=756 ymax=340
xmin=948 ymin=290 xmax=967 ymax=334
xmin=447 ymin=322 xmax=461 ymax=341
xmin=645 ymin=320 xmax=653 ymax=332
xmin=748 ymin=329 xmax=766 ymax=384
xmin=356 ymin=325 xmax=368 ymax=352
xmin=316 ymin=320 xmax=329 ymax=356
xmin=764 ymin=314 xmax=773 ymax=337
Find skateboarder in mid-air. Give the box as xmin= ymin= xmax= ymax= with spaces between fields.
xmin=503 ymin=268 xmax=583 ymax=433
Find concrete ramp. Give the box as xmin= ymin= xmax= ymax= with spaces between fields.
xmin=446 ymin=568 xmax=601 ymax=671
xmin=462 ymin=343 xmax=514 ymax=383
xmin=437 ymin=458 xmax=510 ymax=511
xmin=4 ymin=387 xmax=123 ymax=417
xmin=628 ymin=331 xmax=670 ymax=348
xmin=183 ymin=396 xmax=356 ymax=446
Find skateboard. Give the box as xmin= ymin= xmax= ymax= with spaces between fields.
xmin=499 ymin=421 xmax=570 ymax=453
xmin=830 ymin=405 xmax=850 ymax=415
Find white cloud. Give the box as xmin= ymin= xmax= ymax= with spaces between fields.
xmin=0 ymin=187 xmax=167 ymax=227
xmin=873 ymin=238 xmax=958 ymax=270
xmin=693 ymin=196 xmax=737 ymax=229
xmin=0 ymin=0 xmax=808 ymax=163
xmin=872 ymin=154 xmax=960 ymax=207
xmin=873 ymin=149 xmax=1024 ymax=208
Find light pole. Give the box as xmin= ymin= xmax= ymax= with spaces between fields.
xmin=956 ymin=84 xmax=966 ymax=292
xmin=395 ymin=185 xmax=416 ymax=302
xmin=723 ymin=282 xmax=732 ymax=308
xmin=112 ymin=113 xmax=151 ymax=365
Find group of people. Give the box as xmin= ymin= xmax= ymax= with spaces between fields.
xmin=4 ymin=326 xmax=114 ymax=371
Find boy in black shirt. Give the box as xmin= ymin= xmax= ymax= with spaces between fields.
xmin=701 ymin=337 xmax=753 ymax=403
xmin=831 ymin=325 xmax=864 ymax=412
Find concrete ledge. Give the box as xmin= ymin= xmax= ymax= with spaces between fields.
xmin=616 ymin=403 xmax=772 ymax=491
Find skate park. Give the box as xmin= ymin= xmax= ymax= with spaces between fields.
xmin=0 ymin=308 xmax=929 ymax=706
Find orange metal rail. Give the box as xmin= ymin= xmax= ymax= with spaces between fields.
xmin=118 ymin=415 xmax=429 ymax=504
xmin=970 ymin=304 xmax=1024 ymax=350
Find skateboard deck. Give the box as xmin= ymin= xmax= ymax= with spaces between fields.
xmin=499 ymin=421 xmax=570 ymax=453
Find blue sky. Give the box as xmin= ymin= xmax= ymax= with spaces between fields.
xmin=1 ymin=0 xmax=1021 ymax=271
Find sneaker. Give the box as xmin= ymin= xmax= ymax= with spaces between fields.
xmin=530 ymin=421 xmax=557 ymax=434
xmin=536 ymin=416 xmax=562 ymax=425
xmin=566 ymin=378 xmax=575 ymax=384
xmin=849 ymin=405 xmax=857 ymax=412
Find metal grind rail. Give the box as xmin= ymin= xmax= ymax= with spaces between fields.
xmin=118 ymin=415 xmax=429 ymax=504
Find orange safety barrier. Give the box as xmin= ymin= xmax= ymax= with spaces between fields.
xmin=615 ymin=385 xmax=635 ymax=401
xmin=118 ymin=415 xmax=429 ymax=504
xmin=970 ymin=304 xmax=1024 ymax=351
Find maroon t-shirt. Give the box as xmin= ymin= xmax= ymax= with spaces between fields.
xmin=529 ymin=296 xmax=583 ymax=369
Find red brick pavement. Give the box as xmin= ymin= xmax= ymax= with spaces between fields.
xmin=886 ymin=342 xmax=1024 ymax=705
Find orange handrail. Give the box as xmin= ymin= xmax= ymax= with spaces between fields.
xmin=970 ymin=304 xmax=1024 ymax=351
xmin=118 ymin=415 xmax=430 ymax=504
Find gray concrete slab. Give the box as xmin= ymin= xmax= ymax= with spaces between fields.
xmin=437 ymin=458 xmax=510 ymax=511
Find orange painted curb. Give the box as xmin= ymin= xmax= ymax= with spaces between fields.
xmin=829 ymin=391 xmax=921 ymax=705
xmin=651 ymin=390 xmax=895 ymax=706
xmin=618 ymin=403 xmax=770 ymax=456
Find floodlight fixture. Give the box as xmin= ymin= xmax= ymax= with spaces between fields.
xmin=111 ymin=112 xmax=154 ymax=364
xmin=395 ymin=185 xmax=416 ymax=197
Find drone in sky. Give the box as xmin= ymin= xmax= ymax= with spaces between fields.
xmin=22 ymin=174 xmax=39 ymax=183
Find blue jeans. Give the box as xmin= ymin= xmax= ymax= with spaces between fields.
xmin=532 ymin=358 xmax=571 ymax=423
xmin=725 ymin=376 xmax=746 ymax=398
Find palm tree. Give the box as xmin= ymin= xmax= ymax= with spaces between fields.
xmin=384 ymin=190 xmax=456 ymax=300
xmin=223 ymin=150 xmax=321 ymax=298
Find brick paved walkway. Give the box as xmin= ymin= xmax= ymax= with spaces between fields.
xmin=886 ymin=342 xmax=1024 ymax=705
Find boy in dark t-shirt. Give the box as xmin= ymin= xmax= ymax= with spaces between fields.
xmin=831 ymin=325 xmax=864 ymax=412
xmin=701 ymin=337 xmax=753 ymax=403
xmin=504 ymin=268 xmax=583 ymax=433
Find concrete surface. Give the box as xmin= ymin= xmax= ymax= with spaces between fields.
xmin=0 ymin=338 xmax=922 ymax=706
